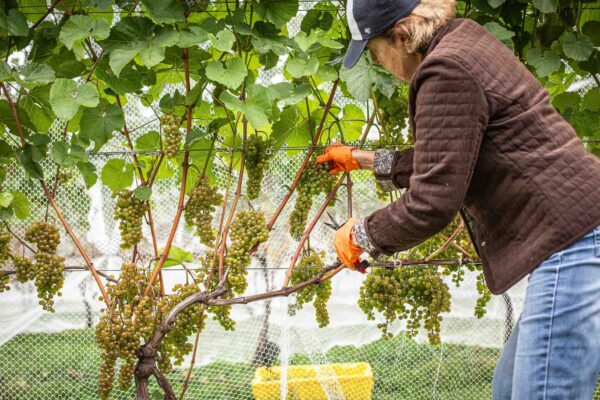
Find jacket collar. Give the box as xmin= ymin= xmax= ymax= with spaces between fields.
xmin=423 ymin=18 xmax=461 ymax=57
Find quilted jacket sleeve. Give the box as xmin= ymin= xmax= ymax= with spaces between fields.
xmin=361 ymin=57 xmax=489 ymax=255
xmin=373 ymin=148 xmax=415 ymax=191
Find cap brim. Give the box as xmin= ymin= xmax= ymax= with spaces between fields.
xmin=343 ymin=39 xmax=368 ymax=69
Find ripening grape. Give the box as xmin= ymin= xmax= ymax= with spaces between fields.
xmin=14 ymin=256 xmax=36 ymax=283
xmin=0 ymin=228 xmax=11 ymax=265
xmin=245 ymin=135 xmax=274 ymax=200
xmin=289 ymin=251 xmax=332 ymax=327
xmin=0 ymin=272 xmax=9 ymax=292
xmin=475 ymin=272 xmax=491 ymax=318
xmin=25 ymin=221 xmax=60 ymax=254
xmin=376 ymin=85 xmax=409 ymax=146
xmin=224 ymin=210 xmax=269 ymax=295
xmin=96 ymin=263 xmax=207 ymax=398
xmin=161 ymin=113 xmax=182 ymax=157
xmin=113 ymin=189 xmax=148 ymax=250
xmin=358 ymin=266 xmax=451 ymax=345
xmin=185 ymin=176 xmax=222 ymax=245
xmin=289 ymin=160 xmax=336 ymax=239
xmin=24 ymin=222 xmax=64 ymax=312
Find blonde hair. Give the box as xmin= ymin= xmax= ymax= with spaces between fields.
xmin=386 ymin=0 xmax=457 ymax=54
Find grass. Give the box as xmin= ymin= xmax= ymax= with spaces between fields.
xmin=0 ymin=328 xmax=500 ymax=400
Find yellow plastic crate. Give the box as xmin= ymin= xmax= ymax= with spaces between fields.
xmin=252 ymin=362 xmax=374 ymax=400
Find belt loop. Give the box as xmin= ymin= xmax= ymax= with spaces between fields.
xmin=594 ymin=224 xmax=600 ymax=257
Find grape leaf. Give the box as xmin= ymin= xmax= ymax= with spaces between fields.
xmin=532 ymin=0 xmax=558 ymax=13
xmin=286 ymin=53 xmax=319 ymax=78
xmin=133 ymin=186 xmax=152 ymax=201
xmin=135 ymin=131 xmax=161 ymax=151
xmin=10 ymin=191 xmax=30 ymax=220
xmin=101 ymin=159 xmax=134 ymax=193
xmin=0 ymin=9 xmax=29 ymax=37
xmin=205 ymin=58 xmax=248 ymax=89
xmin=141 ymin=0 xmax=185 ymax=24
xmin=271 ymin=106 xmax=311 ymax=153
xmin=339 ymin=56 xmax=395 ymax=102
xmin=487 ymin=0 xmax=506 ymax=8
xmin=526 ymin=48 xmax=561 ymax=77
xmin=483 ymin=22 xmax=514 ymax=49
xmin=51 ymin=140 xmax=88 ymax=167
xmin=338 ymin=104 xmax=366 ymax=142
xmin=49 ymin=79 xmax=99 ymax=120
xmin=582 ymin=21 xmax=600 ymax=47
xmin=562 ymin=33 xmax=594 ymax=61
xmin=582 ymin=88 xmax=600 ymax=112
xmin=210 ymin=29 xmax=236 ymax=52
xmin=14 ymin=64 xmax=55 ymax=89
xmin=158 ymin=245 xmax=193 ymax=268
xmin=256 ymin=0 xmax=299 ymax=28
xmin=78 ymin=161 xmax=98 ymax=189
xmin=59 ymin=15 xmax=110 ymax=58
xmin=0 ymin=192 xmax=13 ymax=208
xmin=80 ymin=101 xmax=125 ymax=152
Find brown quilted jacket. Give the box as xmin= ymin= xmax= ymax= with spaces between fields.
xmin=362 ymin=18 xmax=600 ymax=294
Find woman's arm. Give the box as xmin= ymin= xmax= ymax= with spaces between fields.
xmin=354 ymin=58 xmax=489 ymax=255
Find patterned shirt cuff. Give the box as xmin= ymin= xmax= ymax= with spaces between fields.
xmin=352 ymin=218 xmax=378 ymax=255
xmin=373 ymin=150 xmax=396 ymax=192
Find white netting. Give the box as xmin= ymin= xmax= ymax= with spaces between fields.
xmin=1 ymin=11 xmax=599 ymax=400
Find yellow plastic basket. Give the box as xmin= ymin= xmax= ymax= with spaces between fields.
xmin=251 ymin=362 xmax=374 ymax=400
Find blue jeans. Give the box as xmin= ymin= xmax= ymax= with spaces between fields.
xmin=492 ymin=224 xmax=600 ymax=400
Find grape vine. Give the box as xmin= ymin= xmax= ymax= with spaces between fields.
xmin=96 ymin=263 xmax=205 ymax=399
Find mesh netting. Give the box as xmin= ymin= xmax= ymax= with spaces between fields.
xmin=1 ymin=14 xmax=600 ymax=400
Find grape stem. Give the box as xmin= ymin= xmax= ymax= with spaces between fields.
xmin=283 ymin=113 xmax=376 ymax=287
xmin=0 ymin=82 xmax=112 ymax=307
xmin=264 ymin=79 xmax=340 ymax=232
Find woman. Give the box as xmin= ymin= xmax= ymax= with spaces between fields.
xmin=316 ymin=0 xmax=600 ymax=399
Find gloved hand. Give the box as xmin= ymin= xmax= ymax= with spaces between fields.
xmin=334 ymin=218 xmax=364 ymax=270
xmin=316 ymin=142 xmax=361 ymax=174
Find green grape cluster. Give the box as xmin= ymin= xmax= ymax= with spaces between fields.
xmin=224 ymin=210 xmax=269 ymax=294
xmin=113 ymin=189 xmax=148 ymax=250
xmin=96 ymin=264 xmax=152 ymax=398
xmin=475 ymin=272 xmax=492 ymax=318
xmin=0 ymin=271 xmax=9 ymax=292
xmin=96 ymin=263 xmax=207 ymax=398
xmin=377 ymin=85 xmax=409 ymax=146
xmin=0 ymin=228 xmax=11 ymax=265
xmin=289 ymin=161 xmax=336 ymax=240
xmin=289 ymin=251 xmax=332 ymax=328
xmin=0 ymin=229 xmax=11 ymax=292
xmin=14 ymin=256 xmax=36 ymax=283
xmin=196 ymin=254 xmax=237 ymax=331
xmin=25 ymin=221 xmax=64 ymax=312
xmin=358 ymin=266 xmax=451 ymax=345
xmin=157 ymin=283 xmax=205 ymax=369
xmin=25 ymin=221 xmax=60 ymax=253
xmin=185 ymin=177 xmax=222 ymax=245
xmin=161 ymin=113 xmax=182 ymax=158
xmin=245 ymin=135 xmax=274 ymax=200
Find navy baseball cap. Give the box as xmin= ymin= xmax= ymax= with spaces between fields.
xmin=344 ymin=0 xmax=421 ymax=68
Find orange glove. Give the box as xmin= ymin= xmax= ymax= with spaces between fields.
xmin=334 ymin=218 xmax=364 ymax=270
xmin=316 ymin=142 xmax=361 ymax=174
